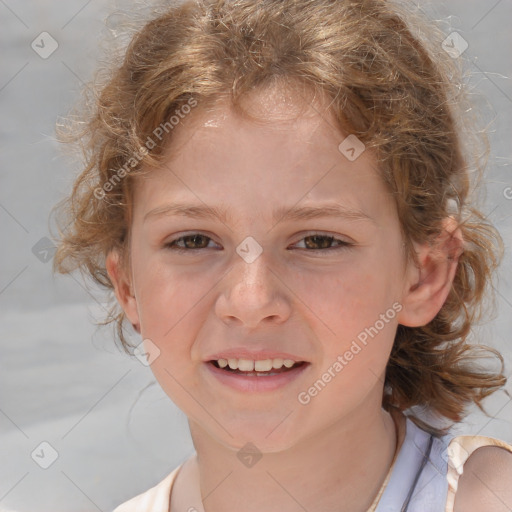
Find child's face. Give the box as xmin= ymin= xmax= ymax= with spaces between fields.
xmin=118 ymin=90 xmax=414 ymax=450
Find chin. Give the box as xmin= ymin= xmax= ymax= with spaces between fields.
xmin=216 ymin=420 xmax=303 ymax=454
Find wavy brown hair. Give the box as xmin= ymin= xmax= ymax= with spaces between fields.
xmin=52 ymin=0 xmax=507 ymax=435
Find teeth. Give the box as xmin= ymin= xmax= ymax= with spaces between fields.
xmin=215 ymin=357 xmax=298 ymax=371
xmin=238 ymin=359 xmax=254 ymax=371
xmin=255 ymin=359 xmax=272 ymax=371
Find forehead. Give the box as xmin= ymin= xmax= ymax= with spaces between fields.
xmin=132 ymin=86 xmax=396 ymax=226
xmin=164 ymin=84 xmax=337 ymax=157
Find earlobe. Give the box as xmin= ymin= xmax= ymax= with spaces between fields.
xmin=397 ymin=217 xmax=464 ymax=328
xmin=105 ymin=250 xmax=141 ymax=332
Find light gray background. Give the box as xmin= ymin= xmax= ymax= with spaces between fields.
xmin=0 ymin=1 xmax=511 ymax=510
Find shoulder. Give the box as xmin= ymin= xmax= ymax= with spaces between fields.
xmin=450 ymin=437 xmax=512 ymax=512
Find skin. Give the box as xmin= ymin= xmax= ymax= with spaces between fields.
xmin=454 ymin=446 xmax=512 ymax=512
xmin=107 ymin=85 xmax=464 ymax=512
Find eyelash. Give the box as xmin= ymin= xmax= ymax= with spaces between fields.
xmin=164 ymin=232 xmax=353 ymax=254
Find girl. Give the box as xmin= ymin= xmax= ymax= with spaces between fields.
xmin=53 ymin=0 xmax=512 ymax=510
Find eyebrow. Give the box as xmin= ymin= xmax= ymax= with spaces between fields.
xmin=144 ymin=202 xmax=375 ymax=225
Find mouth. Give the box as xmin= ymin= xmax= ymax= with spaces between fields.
xmin=208 ymin=359 xmax=308 ymax=377
xmin=204 ymin=358 xmax=311 ymax=392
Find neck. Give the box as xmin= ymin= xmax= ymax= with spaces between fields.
xmin=178 ymin=404 xmax=402 ymax=512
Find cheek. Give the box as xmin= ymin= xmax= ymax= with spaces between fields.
xmin=304 ymin=272 xmax=398 ymax=404
xmin=133 ymin=253 xmax=213 ymax=339
xmin=132 ymin=259 xmax=210 ymax=404
xmin=292 ymin=258 xmax=398 ymax=333
xmin=297 ymin=256 xmax=400 ymax=373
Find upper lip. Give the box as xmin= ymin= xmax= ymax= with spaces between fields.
xmin=204 ymin=348 xmax=307 ymax=362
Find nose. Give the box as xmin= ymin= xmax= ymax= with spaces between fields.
xmin=214 ymin=250 xmax=292 ymax=329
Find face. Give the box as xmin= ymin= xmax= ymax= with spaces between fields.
xmin=115 ymin=88 xmax=414 ymax=452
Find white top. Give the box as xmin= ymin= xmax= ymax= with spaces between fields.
xmin=112 ymin=415 xmax=512 ymax=512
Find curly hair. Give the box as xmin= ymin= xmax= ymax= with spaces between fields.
xmin=52 ymin=0 xmax=507 ymax=436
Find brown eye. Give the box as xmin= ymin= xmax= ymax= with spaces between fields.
xmin=164 ymin=232 xmax=352 ymax=254
xmin=295 ymin=234 xmax=352 ymax=251
xmin=165 ymin=234 xmax=215 ymax=251
xmin=304 ymin=235 xmax=334 ymax=249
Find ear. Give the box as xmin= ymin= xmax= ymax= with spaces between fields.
xmin=397 ymin=216 xmax=464 ymax=327
xmin=105 ymin=249 xmax=141 ymax=333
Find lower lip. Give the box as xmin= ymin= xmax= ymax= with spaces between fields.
xmin=204 ymin=361 xmax=310 ymax=392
